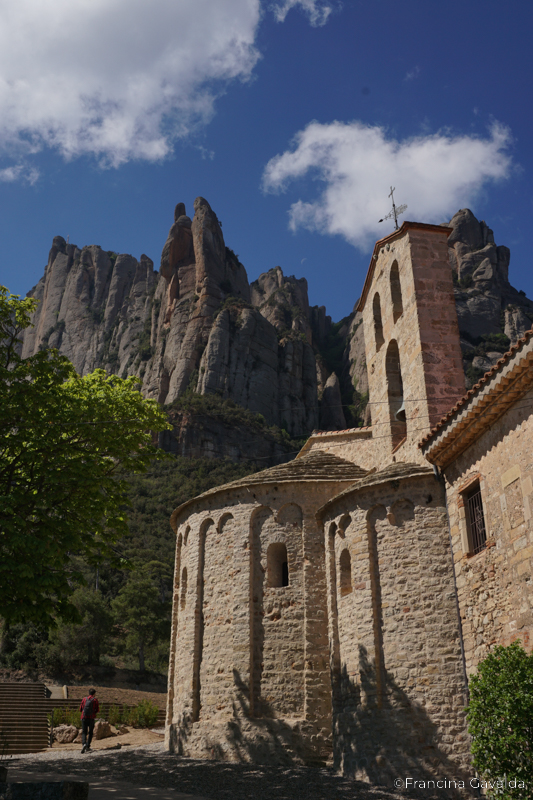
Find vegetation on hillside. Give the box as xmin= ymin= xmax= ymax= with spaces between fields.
xmin=166 ymin=389 xmax=303 ymax=447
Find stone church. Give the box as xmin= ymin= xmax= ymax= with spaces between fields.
xmin=164 ymin=220 xmax=533 ymax=783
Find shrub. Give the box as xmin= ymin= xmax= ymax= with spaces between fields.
xmin=122 ymin=700 xmax=160 ymax=728
xmin=135 ymin=699 xmax=160 ymax=728
xmin=107 ymin=704 xmax=122 ymax=727
xmin=467 ymin=641 xmax=533 ymax=799
xmin=49 ymin=707 xmax=81 ymax=728
xmin=459 ymin=273 xmax=473 ymax=288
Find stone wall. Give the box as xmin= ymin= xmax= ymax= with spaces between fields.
xmin=320 ymin=468 xmax=471 ymax=783
xmin=443 ymin=384 xmax=533 ymax=674
xmin=165 ymin=478 xmax=355 ymax=765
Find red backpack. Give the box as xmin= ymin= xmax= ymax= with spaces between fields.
xmin=82 ymin=696 xmax=95 ymax=719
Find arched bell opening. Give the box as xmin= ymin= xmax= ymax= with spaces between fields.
xmin=385 ymin=339 xmax=407 ymax=450
xmin=373 ymin=292 xmax=384 ymax=352
xmin=390 ymin=261 xmax=403 ymax=322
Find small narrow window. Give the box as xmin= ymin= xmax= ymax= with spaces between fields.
xmin=339 ymin=549 xmax=352 ymax=596
xmin=390 ymin=262 xmax=403 ymax=322
xmin=464 ymin=483 xmax=487 ymax=555
xmin=373 ymin=293 xmax=384 ymax=351
xmin=180 ymin=567 xmax=188 ymax=608
xmin=267 ymin=543 xmax=289 ymax=588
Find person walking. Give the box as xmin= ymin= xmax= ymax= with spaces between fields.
xmin=79 ymin=688 xmax=99 ymax=753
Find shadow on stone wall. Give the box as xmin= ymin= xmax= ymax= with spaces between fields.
xmin=333 ymin=645 xmax=470 ymax=791
xmin=169 ymin=649 xmax=470 ymax=791
xmin=169 ymin=667 xmax=329 ymax=766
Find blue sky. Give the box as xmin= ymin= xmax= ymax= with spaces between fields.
xmin=0 ymin=0 xmax=531 ymax=322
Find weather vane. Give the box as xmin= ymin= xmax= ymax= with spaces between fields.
xmin=378 ymin=186 xmax=407 ymax=230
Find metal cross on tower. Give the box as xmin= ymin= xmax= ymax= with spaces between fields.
xmin=378 ymin=186 xmax=407 ymax=230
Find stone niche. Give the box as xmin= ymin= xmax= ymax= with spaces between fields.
xmin=319 ymin=463 xmax=471 ymax=784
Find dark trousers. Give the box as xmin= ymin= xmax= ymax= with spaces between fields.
xmin=81 ymin=718 xmax=95 ymax=748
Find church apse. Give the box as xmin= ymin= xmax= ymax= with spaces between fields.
xmin=318 ymin=464 xmax=471 ymax=780
xmin=165 ymin=451 xmax=364 ymax=765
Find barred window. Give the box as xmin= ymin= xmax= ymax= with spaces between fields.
xmin=464 ymin=483 xmax=487 ymax=555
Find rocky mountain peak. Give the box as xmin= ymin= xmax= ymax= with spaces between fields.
xmin=446 ymin=208 xmax=533 ymax=384
xmin=251 ymin=266 xmax=313 ymax=344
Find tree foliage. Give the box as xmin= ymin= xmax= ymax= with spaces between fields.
xmin=0 ymin=286 xmax=170 ymax=626
xmin=49 ymin=587 xmax=114 ymax=668
xmin=467 ymin=641 xmax=533 ymax=799
xmin=111 ymin=571 xmax=170 ymax=672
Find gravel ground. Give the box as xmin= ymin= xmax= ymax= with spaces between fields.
xmin=9 ymin=743 xmax=408 ymax=800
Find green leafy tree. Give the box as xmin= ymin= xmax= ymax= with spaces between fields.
xmin=111 ymin=571 xmax=170 ymax=672
xmin=50 ymin=587 xmax=114 ymax=667
xmin=0 ymin=286 xmax=170 ymax=626
xmin=0 ymin=620 xmax=52 ymax=672
xmin=467 ymin=641 xmax=533 ymax=799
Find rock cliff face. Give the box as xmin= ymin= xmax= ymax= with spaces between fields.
xmin=21 ymin=203 xmax=533 ymax=445
xmin=448 ymin=208 xmax=533 ymax=382
xmin=21 ymin=198 xmax=322 ymax=438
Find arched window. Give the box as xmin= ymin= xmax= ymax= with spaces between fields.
xmin=385 ymin=340 xmax=407 ymax=450
xmin=180 ymin=567 xmax=188 ymax=609
xmin=267 ymin=543 xmax=289 ymax=588
xmin=338 ymin=514 xmax=351 ymax=538
xmin=339 ymin=549 xmax=352 ymax=596
xmin=373 ymin=293 xmax=384 ymax=351
xmin=390 ymin=261 xmax=403 ymax=322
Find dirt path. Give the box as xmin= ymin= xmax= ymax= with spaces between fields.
xmin=52 ymin=726 xmax=164 ymax=752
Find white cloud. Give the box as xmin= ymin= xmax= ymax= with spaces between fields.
xmin=262 ymin=120 xmax=513 ymax=248
xmin=0 ymin=164 xmax=39 ymax=184
xmin=0 ymin=0 xmax=262 ymax=168
xmin=271 ymin=0 xmax=336 ymax=25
